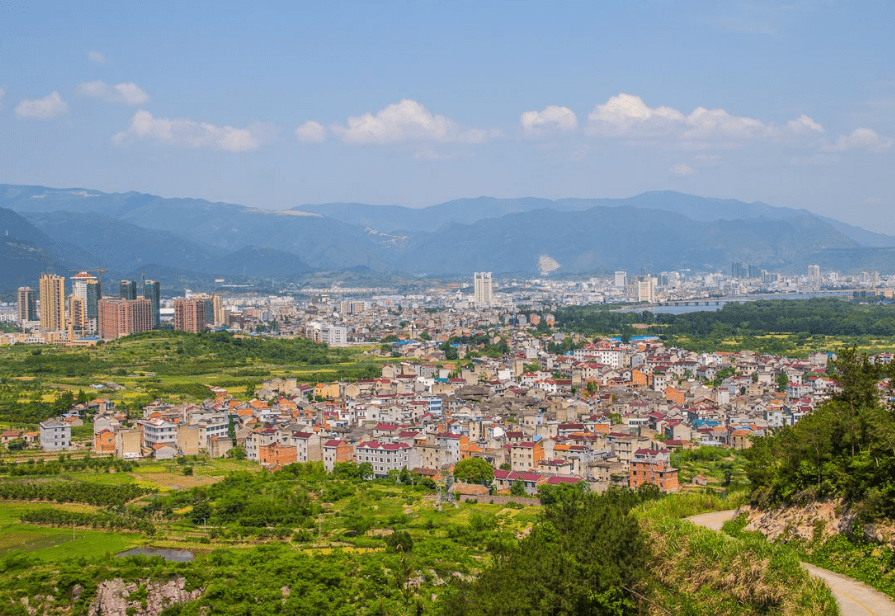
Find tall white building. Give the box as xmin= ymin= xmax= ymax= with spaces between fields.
xmin=614 ymin=271 xmax=627 ymax=288
xmin=320 ymin=325 xmax=348 ymax=347
xmin=637 ymin=276 xmax=656 ymax=303
xmin=807 ymin=264 xmax=821 ymax=286
xmin=473 ymin=272 xmax=493 ymax=307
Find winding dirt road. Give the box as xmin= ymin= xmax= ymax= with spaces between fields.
xmin=688 ymin=510 xmax=895 ymax=616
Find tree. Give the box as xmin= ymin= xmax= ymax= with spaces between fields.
xmin=385 ymin=530 xmax=413 ymax=554
xmin=746 ymin=348 xmax=895 ymax=519
xmin=226 ymin=446 xmax=246 ymax=460
xmin=537 ymin=480 xmax=588 ymax=505
xmin=510 ymin=480 xmax=527 ymax=496
xmin=453 ymin=458 xmax=494 ymax=485
xmin=441 ymin=491 xmax=647 ymax=616
xmin=227 ymin=414 xmax=236 ymax=443
xmin=775 ymin=371 xmax=789 ymax=393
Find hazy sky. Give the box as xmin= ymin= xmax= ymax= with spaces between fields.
xmin=1 ymin=1 xmax=893 ymax=231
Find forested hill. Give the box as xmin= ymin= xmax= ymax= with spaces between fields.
xmin=3 ymin=184 xmax=895 ymax=283
xmin=745 ymin=349 xmax=895 ymax=521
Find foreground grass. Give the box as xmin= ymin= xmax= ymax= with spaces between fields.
xmin=0 ymin=502 xmax=140 ymax=559
xmin=724 ymin=514 xmax=895 ymax=600
xmin=635 ymin=494 xmax=839 ymax=616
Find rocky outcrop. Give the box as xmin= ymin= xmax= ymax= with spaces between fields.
xmin=88 ymin=577 xmax=202 ymax=616
xmin=741 ymin=500 xmax=895 ymax=548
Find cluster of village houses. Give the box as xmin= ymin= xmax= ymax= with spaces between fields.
xmin=9 ymin=335 xmax=876 ymax=495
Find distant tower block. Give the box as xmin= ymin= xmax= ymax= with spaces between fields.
xmin=39 ymin=274 xmax=65 ymax=332
xmin=807 ymin=264 xmax=821 ymax=286
xmin=143 ymin=280 xmax=161 ymax=329
xmin=614 ymin=271 xmax=627 ymax=288
xmin=17 ymin=287 xmax=37 ymax=324
xmin=120 ymin=279 xmax=138 ymax=300
xmin=473 ymin=272 xmax=493 ymax=307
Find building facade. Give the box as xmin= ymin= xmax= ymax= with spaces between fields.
xmin=120 ymin=279 xmax=137 ymax=300
xmin=174 ymin=298 xmax=210 ymax=333
xmin=39 ymin=419 xmax=71 ymax=451
xmin=39 ymin=274 xmax=65 ymax=332
xmin=144 ymin=280 xmax=161 ymax=329
xmin=17 ymin=287 xmax=36 ymax=324
xmin=98 ymin=298 xmax=153 ymax=339
xmin=473 ymin=271 xmax=493 ymax=307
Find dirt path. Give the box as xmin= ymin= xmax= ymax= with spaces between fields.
xmin=689 ymin=510 xmax=895 ymax=616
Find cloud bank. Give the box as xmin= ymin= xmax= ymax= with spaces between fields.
xmin=113 ymin=110 xmax=264 ymax=152
xmin=520 ymin=105 xmax=578 ymax=137
xmin=585 ymin=93 xmax=824 ymax=147
xmin=329 ymin=99 xmax=501 ymax=145
xmin=15 ymin=92 xmax=67 ymax=119
xmin=78 ymin=80 xmax=149 ymax=105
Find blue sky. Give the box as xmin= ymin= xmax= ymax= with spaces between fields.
xmin=1 ymin=0 xmax=893 ymax=232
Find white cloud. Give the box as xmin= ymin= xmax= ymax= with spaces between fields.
xmin=331 ymin=99 xmax=501 ymax=145
xmin=520 ymin=105 xmax=577 ymax=137
xmin=15 ymin=92 xmax=67 ymax=119
xmin=670 ymin=163 xmax=696 ymax=176
xmin=585 ymin=93 xmax=822 ymax=147
xmin=864 ymin=197 xmax=885 ymax=206
xmin=113 ymin=110 xmax=264 ymax=152
xmin=88 ymin=50 xmax=108 ymax=64
xmin=295 ymin=120 xmax=327 ymax=144
xmin=786 ymin=114 xmax=824 ymax=135
xmin=822 ymin=128 xmax=893 ymax=153
xmin=77 ymin=80 xmax=149 ymax=105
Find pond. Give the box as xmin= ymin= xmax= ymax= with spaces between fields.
xmin=116 ymin=547 xmax=195 ymax=562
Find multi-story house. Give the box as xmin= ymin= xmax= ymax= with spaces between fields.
xmin=39 ymin=419 xmax=71 ymax=451
xmin=354 ymin=441 xmax=420 ymax=478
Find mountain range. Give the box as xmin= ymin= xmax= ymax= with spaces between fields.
xmin=1 ymin=183 xmax=893 ymax=292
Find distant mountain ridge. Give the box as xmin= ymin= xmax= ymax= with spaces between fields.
xmin=1 ymin=183 xmax=893 ymax=291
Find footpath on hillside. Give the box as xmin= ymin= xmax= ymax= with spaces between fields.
xmin=689 ymin=510 xmax=895 ymax=616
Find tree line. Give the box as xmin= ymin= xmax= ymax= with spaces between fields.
xmin=0 ymin=480 xmax=155 ymax=508
xmin=555 ymin=298 xmax=895 ymax=343
xmin=745 ymin=348 xmax=895 ymax=520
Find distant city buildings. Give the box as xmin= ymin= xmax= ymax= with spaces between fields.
xmin=320 ymin=325 xmax=348 ymax=347
xmin=808 ymin=264 xmax=821 ymax=287
xmin=70 ymin=271 xmax=101 ymax=336
xmin=474 ymin=272 xmax=493 ymax=307
xmin=98 ymin=298 xmax=153 ymax=340
xmin=120 ymin=279 xmax=138 ymax=300
xmin=614 ymin=271 xmax=627 ymax=288
xmin=38 ymin=274 xmax=65 ymax=332
xmin=144 ymin=280 xmax=161 ymax=329
xmin=174 ymin=297 xmax=211 ymax=333
xmin=16 ymin=287 xmax=36 ymax=324
xmin=637 ymin=276 xmax=656 ymax=303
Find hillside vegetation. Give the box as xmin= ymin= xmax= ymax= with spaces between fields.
xmin=555 ymin=298 xmax=895 ymax=354
xmin=0 ymin=330 xmax=380 ymax=425
xmin=744 ymin=348 xmax=895 ymax=520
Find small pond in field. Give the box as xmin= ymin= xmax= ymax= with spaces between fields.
xmin=116 ymin=547 xmax=195 ymax=562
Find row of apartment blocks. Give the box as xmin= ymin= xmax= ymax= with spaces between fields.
xmin=15 ymin=273 xmax=229 ymax=341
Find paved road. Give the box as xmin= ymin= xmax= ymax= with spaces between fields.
xmin=688 ymin=510 xmax=895 ymax=616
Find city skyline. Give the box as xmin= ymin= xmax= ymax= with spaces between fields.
xmin=0 ymin=2 xmax=893 ymax=233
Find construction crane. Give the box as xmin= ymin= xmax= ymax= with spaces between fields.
xmin=93 ymin=267 xmax=107 ymax=285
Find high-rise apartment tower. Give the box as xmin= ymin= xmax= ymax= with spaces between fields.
xmin=38 ymin=274 xmax=65 ymax=331
xmin=473 ymin=272 xmax=493 ymax=307
xmin=143 ymin=280 xmax=161 ymax=329
xmin=17 ymin=287 xmax=37 ymax=324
